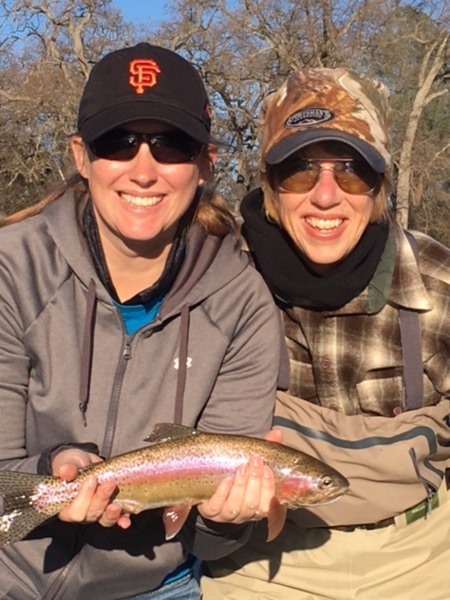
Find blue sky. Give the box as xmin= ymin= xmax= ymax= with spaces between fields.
xmin=112 ymin=0 xmax=169 ymax=25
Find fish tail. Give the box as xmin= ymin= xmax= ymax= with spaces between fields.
xmin=0 ymin=471 xmax=52 ymax=546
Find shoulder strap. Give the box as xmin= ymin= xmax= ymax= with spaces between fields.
xmin=399 ymin=231 xmax=423 ymax=410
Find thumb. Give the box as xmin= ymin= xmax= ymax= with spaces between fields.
xmin=264 ymin=429 xmax=283 ymax=444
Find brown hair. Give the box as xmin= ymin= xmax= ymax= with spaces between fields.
xmin=0 ymin=173 xmax=238 ymax=237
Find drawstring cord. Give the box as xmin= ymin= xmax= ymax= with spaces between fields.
xmin=79 ymin=279 xmax=97 ymax=426
xmin=174 ymin=305 xmax=190 ymax=425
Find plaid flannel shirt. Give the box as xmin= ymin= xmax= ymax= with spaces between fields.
xmin=284 ymin=223 xmax=450 ymax=416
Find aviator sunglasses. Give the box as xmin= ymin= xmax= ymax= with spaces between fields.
xmin=89 ymin=129 xmax=203 ymax=163
xmin=273 ymin=158 xmax=380 ymax=195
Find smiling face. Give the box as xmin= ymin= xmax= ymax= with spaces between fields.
xmin=71 ymin=120 xmax=214 ymax=258
xmin=271 ymin=142 xmax=377 ymax=272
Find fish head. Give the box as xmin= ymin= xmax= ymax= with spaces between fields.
xmin=276 ymin=459 xmax=349 ymax=507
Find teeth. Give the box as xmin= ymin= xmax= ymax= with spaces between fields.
xmin=121 ymin=193 xmax=162 ymax=207
xmin=306 ymin=217 xmax=342 ymax=230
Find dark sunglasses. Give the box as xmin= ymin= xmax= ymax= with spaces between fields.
xmin=89 ymin=130 xmax=203 ymax=163
xmin=272 ymin=158 xmax=380 ymax=195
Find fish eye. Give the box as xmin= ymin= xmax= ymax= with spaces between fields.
xmin=319 ymin=476 xmax=334 ymax=489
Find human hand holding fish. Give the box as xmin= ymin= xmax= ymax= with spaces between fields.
xmin=0 ymin=424 xmax=349 ymax=546
xmin=197 ymin=454 xmax=275 ymax=523
xmin=197 ymin=428 xmax=284 ymax=525
xmin=51 ymin=447 xmax=132 ymax=530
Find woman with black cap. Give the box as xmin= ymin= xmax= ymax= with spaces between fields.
xmin=0 ymin=43 xmax=285 ymax=599
xmin=202 ymin=68 xmax=450 ymax=599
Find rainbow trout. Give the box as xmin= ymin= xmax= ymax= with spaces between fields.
xmin=0 ymin=423 xmax=349 ymax=546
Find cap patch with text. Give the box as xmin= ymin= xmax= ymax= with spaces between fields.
xmin=285 ymin=108 xmax=334 ymax=128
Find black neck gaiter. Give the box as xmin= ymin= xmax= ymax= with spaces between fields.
xmin=82 ymin=200 xmax=187 ymax=305
xmin=241 ymin=189 xmax=389 ymax=311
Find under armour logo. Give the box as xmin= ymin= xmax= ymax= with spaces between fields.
xmin=129 ymin=59 xmax=161 ymax=94
xmin=173 ymin=357 xmax=193 ymax=370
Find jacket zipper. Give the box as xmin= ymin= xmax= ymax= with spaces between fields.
xmin=101 ymin=336 xmax=133 ymax=459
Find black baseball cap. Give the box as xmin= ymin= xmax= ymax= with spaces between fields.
xmin=77 ymin=42 xmax=212 ymax=144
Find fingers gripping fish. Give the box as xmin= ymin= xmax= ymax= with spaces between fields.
xmin=0 ymin=423 xmax=349 ymax=546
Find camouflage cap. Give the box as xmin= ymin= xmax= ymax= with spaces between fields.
xmin=260 ymin=67 xmax=392 ymax=176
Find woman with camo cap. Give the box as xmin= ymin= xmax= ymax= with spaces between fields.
xmin=203 ymin=67 xmax=450 ymax=600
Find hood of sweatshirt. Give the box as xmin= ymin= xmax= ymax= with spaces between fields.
xmin=38 ymin=190 xmax=247 ymax=430
xmin=42 ymin=190 xmax=246 ymax=315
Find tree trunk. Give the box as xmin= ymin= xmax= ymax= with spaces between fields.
xmin=395 ymin=31 xmax=449 ymax=228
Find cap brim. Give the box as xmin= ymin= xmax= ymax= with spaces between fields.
xmin=265 ymin=128 xmax=386 ymax=173
xmin=80 ymin=102 xmax=210 ymax=145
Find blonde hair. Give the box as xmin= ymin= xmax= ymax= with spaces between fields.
xmin=262 ymin=167 xmax=392 ymax=225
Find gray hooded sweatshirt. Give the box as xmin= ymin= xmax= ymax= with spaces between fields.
xmin=0 ymin=191 xmax=285 ymax=600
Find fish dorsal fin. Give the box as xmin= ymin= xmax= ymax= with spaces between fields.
xmin=143 ymin=423 xmax=199 ymax=444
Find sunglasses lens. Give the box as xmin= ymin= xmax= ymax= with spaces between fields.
xmin=274 ymin=159 xmax=378 ymax=194
xmin=149 ymin=133 xmax=201 ymax=164
xmin=90 ymin=131 xmax=139 ymax=161
xmin=89 ymin=131 xmax=202 ymax=163
xmin=275 ymin=160 xmax=319 ymax=193
xmin=334 ymin=161 xmax=379 ymax=194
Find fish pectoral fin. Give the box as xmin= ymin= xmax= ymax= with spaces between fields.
xmin=113 ymin=499 xmax=143 ymax=514
xmin=162 ymin=503 xmax=192 ymax=540
xmin=266 ymin=498 xmax=287 ymax=542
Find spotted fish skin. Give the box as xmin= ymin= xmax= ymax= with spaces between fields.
xmin=0 ymin=423 xmax=349 ymax=545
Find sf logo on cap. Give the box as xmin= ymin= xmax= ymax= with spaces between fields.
xmin=129 ymin=59 xmax=161 ymax=94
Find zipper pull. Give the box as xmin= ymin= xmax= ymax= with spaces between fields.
xmin=123 ymin=340 xmax=132 ymax=360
